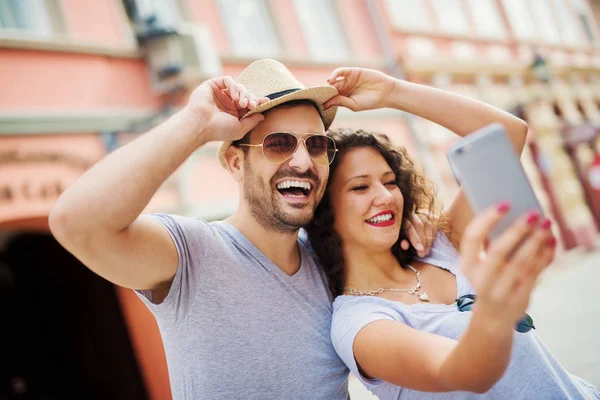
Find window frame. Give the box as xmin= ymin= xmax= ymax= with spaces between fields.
xmin=217 ymin=0 xmax=282 ymax=57
xmin=501 ymin=0 xmax=540 ymax=42
xmin=548 ymin=0 xmax=586 ymax=47
xmin=465 ymin=0 xmax=507 ymax=40
xmin=291 ymin=0 xmax=351 ymax=62
xmin=569 ymin=0 xmax=599 ymax=45
xmin=383 ymin=0 xmax=435 ymax=34
xmin=431 ymin=0 xmax=471 ymax=36
xmin=0 ymin=0 xmax=66 ymax=38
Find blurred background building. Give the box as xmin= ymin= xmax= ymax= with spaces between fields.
xmin=1 ymin=0 xmax=600 ymax=398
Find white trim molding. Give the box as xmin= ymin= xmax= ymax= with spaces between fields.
xmin=0 ymin=36 xmax=141 ymax=58
xmin=0 ymin=110 xmax=156 ymax=135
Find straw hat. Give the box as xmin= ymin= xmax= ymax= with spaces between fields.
xmin=216 ymin=59 xmax=339 ymax=168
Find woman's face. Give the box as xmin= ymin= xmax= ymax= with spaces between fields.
xmin=329 ymin=147 xmax=404 ymax=252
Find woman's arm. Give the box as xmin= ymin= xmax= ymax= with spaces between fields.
xmin=351 ymin=203 xmax=555 ymax=393
xmin=324 ymin=69 xmax=529 ymax=243
xmin=387 ymin=79 xmax=528 ymax=154
xmin=354 ymin=311 xmax=512 ymax=393
xmin=387 ymin=80 xmax=528 ymax=242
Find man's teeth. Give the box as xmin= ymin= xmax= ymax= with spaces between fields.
xmin=276 ymin=180 xmax=312 ymax=191
xmin=367 ymin=213 xmax=393 ymax=223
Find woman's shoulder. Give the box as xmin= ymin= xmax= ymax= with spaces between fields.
xmin=331 ymin=296 xmax=402 ymax=351
xmin=414 ymin=230 xmax=460 ymax=272
xmin=332 ymin=295 xmax=406 ymax=324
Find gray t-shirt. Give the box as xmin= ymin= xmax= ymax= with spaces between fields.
xmin=136 ymin=213 xmax=349 ymax=400
xmin=332 ymin=232 xmax=600 ymax=399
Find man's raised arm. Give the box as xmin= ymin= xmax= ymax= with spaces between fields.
xmin=49 ymin=77 xmax=266 ymax=299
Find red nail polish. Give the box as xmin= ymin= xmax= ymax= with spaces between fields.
xmin=526 ymin=211 xmax=540 ymax=224
xmin=497 ymin=201 xmax=511 ymax=213
xmin=541 ymin=219 xmax=552 ymax=230
xmin=548 ymin=237 xmax=557 ymax=247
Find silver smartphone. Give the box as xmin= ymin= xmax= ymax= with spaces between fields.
xmin=447 ymin=123 xmax=543 ymax=239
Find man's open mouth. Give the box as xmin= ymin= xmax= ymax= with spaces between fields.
xmin=276 ymin=180 xmax=313 ymax=198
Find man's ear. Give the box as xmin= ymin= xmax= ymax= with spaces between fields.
xmin=225 ymin=145 xmax=244 ymax=181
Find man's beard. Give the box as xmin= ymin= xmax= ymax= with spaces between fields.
xmin=243 ymin=160 xmax=322 ymax=234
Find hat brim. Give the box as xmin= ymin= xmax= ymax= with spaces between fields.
xmin=217 ymin=85 xmax=338 ymax=169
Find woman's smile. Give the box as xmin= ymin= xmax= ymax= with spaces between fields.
xmin=365 ymin=210 xmax=396 ymax=227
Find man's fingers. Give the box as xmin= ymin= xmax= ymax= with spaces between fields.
xmin=222 ymin=77 xmax=238 ymax=99
xmin=403 ymin=221 xmax=425 ymax=256
xmin=410 ymin=214 xmax=428 ymax=255
xmin=416 ymin=214 xmax=435 ymax=252
xmin=460 ymin=201 xmax=511 ymax=268
xmin=409 ymin=213 xmax=425 ymax=237
xmin=240 ymin=113 xmax=265 ymax=134
xmin=248 ymin=96 xmax=258 ymax=110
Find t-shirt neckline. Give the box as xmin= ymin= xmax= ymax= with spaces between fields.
xmin=214 ymin=221 xmax=307 ymax=281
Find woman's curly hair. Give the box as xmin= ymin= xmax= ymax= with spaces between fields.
xmin=306 ymin=128 xmax=447 ymax=298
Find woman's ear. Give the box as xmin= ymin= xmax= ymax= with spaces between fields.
xmin=225 ymin=146 xmax=244 ymax=182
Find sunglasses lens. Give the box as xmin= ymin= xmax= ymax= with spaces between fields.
xmin=456 ymin=295 xmax=475 ymax=312
xmin=306 ymin=135 xmax=336 ymax=166
xmin=516 ymin=314 xmax=535 ymax=333
xmin=262 ymin=133 xmax=298 ymax=163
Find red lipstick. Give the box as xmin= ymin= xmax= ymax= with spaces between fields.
xmin=365 ymin=210 xmax=396 ymax=227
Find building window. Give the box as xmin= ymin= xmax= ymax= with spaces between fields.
xmin=466 ymin=0 xmax=506 ymax=39
xmin=571 ymin=0 xmax=597 ymax=43
xmin=551 ymin=0 xmax=586 ymax=46
xmin=384 ymin=0 xmax=433 ymax=32
xmin=292 ymin=0 xmax=349 ymax=61
xmin=431 ymin=0 xmax=470 ymax=35
xmin=529 ymin=0 xmax=563 ymax=45
xmin=130 ymin=0 xmax=183 ymax=30
xmin=218 ymin=0 xmax=280 ymax=57
xmin=501 ymin=0 xmax=538 ymax=41
xmin=0 ymin=0 xmax=63 ymax=37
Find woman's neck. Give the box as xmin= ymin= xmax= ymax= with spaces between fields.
xmin=343 ymin=245 xmax=413 ymax=290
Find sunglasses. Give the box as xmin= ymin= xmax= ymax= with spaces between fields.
xmin=237 ymin=132 xmax=338 ymax=167
xmin=456 ymin=294 xmax=535 ymax=333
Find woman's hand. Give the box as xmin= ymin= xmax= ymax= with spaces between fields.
xmin=401 ymin=213 xmax=437 ymax=258
xmin=459 ymin=202 xmax=556 ymax=330
xmin=324 ymin=68 xmax=397 ymax=111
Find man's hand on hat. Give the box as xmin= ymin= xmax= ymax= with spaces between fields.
xmin=323 ymin=68 xmax=396 ymax=112
xmin=186 ymin=76 xmax=270 ymax=143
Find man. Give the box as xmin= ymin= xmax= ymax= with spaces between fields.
xmin=49 ymin=59 xmax=430 ymax=399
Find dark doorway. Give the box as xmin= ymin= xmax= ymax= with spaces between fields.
xmin=0 ymin=234 xmax=148 ymax=400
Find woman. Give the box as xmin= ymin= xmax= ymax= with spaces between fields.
xmin=306 ymin=68 xmax=600 ymax=398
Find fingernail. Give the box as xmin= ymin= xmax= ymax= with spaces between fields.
xmin=497 ymin=201 xmax=511 ymax=213
xmin=416 ymin=244 xmax=424 ymax=251
xmin=251 ymin=100 xmax=257 ymax=108
xmin=548 ymin=237 xmax=557 ymax=247
xmin=526 ymin=211 xmax=540 ymax=225
xmin=541 ymin=218 xmax=552 ymax=230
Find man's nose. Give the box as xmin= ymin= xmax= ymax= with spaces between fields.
xmin=288 ymin=140 xmax=313 ymax=171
